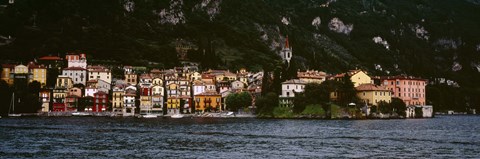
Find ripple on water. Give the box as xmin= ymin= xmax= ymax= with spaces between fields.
xmin=1 ymin=116 xmax=480 ymax=158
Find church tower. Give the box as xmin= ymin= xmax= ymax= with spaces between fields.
xmin=281 ymin=36 xmax=292 ymax=65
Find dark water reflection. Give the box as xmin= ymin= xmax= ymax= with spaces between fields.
xmin=1 ymin=116 xmax=479 ymax=158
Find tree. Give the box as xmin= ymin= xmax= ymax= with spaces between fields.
xmin=238 ymin=92 xmax=252 ymax=109
xmin=292 ymin=92 xmax=308 ymax=114
xmin=378 ymin=101 xmax=391 ymax=114
xmin=0 ymin=80 xmax=13 ymax=114
xmin=225 ymin=93 xmax=239 ymax=111
xmin=391 ymin=98 xmax=406 ymax=116
xmin=256 ymin=92 xmax=278 ymax=116
xmin=337 ymin=74 xmax=359 ymax=107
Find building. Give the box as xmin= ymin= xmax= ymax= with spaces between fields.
xmin=1 ymin=64 xmax=14 ymax=85
xmin=194 ymin=91 xmax=222 ymax=112
xmin=28 ymin=63 xmax=47 ymax=87
xmin=112 ymin=85 xmax=125 ymax=115
xmin=356 ymin=84 xmax=392 ymax=106
xmin=62 ymin=67 xmax=87 ymax=85
xmin=297 ymin=70 xmax=327 ymax=84
xmin=193 ymin=80 xmax=206 ymax=95
xmin=65 ymin=95 xmax=79 ymax=112
xmin=379 ymin=76 xmax=427 ymax=106
xmin=281 ymin=36 xmax=292 ymax=64
xmin=152 ymin=84 xmax=164 ymax=114
xmin=191 ymin=72 xmax=201 ymax=81
xmin=87 ymin=65 xmax=112 ymax=84
xmin=66 ymin=53 xmax=87 ymax=69
xmin=52 ymin=76 xmax=72 ymax=111
xmin=93 ymin=91 xmax=108 ymax=112
xmin=231 ymin=80 xmax=245 ymax=90
xmin=279 ymin=79 xmax=306 ymax=107
xmin=39 ymin=89 xmax=50 ymax=112
xmin=124 ymin=66 xmax=138 ymax=86
xmin=123 ymin=86 xmax=137 ymax=116
xmin=139 ymin=86 xmax=152 ymax=114
xmin=38 ymin=55 xmax=63 ymax=69
xmin=332 ymin=70 xmax=371 ymax=87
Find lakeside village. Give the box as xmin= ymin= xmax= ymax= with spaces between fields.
xmin=1 ymin=37 xmax=433 ymax=119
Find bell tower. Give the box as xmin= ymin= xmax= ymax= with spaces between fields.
xmin=281 ymin=36 xmax=292 ymax=65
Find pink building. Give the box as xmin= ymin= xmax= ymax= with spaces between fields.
xmin=379 ymin=76 xmax=427 ymax=106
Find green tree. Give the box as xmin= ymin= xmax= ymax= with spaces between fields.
xmin=238 ymin=92 xmax=253 ymax=109
xmin=337 ymin=74 xmax=359 ymax=107
xmin=225 ymin=93 xmax=239 ymax=111
xmin=391 ymin=98 xmax=406 ymax=116
xmin=378 ymin=100 xmax=391 ymax=114
xmin=292 ymin=92 xmax=308 ymax=114
xmin=256 ymin=92 xmax=278 ymax=116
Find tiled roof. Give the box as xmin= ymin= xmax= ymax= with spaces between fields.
xmin=282 ymin=79 xmax=307 ymax=85
xmin=355 ymin=84 xmax=389 ymax=91
xmin=63 ymin=67 xmax=87 ymax=71
xmin=379 ymin=75 xmax=427 ymax=81
xmin=39 ymin=56 xmax=62 ymax=61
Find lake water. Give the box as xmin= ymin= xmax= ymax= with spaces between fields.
xmin=1 ymin=115 xmax=479 ymax=158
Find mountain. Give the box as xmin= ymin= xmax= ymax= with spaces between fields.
xmin=1 ymin=0 xmax=480 ymax=109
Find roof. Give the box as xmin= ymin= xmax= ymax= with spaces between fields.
xmin=379 ymin=75 xmax=428 ymax=81
xmin=1 ymin=64 xmax=15 ymax=69
xmin=150 ymin=69 xmax=162 ymax=73
xmin=196 ymin=91 xmax=220 ymax=96
xmin=355 ymin=84 xmax=390 ymax=91
xmin=140 ymin=73 xmax=152 ymax=79
xmin=333 ymin=70 xmax=365 ymax=78
xmin=39 ymin=56 xmax=62 ymax=61
xmin=87 ymin=65 xmax=109 ymax=72
xmin=193 ymin=80 xmax=204 ymax=85
xmin=297 ymin=70 xmax=326 ymax=79
xmin=282 ymin=79 xmax=307 ymax=85
xmin=63 ymin=67 xmax=87 ymax=71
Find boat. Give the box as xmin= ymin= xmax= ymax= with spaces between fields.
xmin=226 ymin=112 xmax=234 ymax=116
xmin=8 ymin=93 xmax=22 ymax=117
xmin=140 ymin=107 xmax=157 ymax=118
xmin=72 ymin=112 xmax=91 ymax=116
xmin=171 ymin=113 xmax=184 ymax=119
xmin=142 ymin=114 xmax=158 ymax=118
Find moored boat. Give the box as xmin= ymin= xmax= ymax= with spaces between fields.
xmin=171 ymin=113 xmax=184 ymax=119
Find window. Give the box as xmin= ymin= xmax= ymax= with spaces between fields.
xmin=286 ymin=92 xmax=290 ymax=96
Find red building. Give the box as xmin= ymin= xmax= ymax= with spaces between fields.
xmin=379 ymin=76 xmax=427 ymax=106
xmin=65 ymin=95 xmax=79 ymax=111
xmin=93 ymin=91 xmax=108 ymax=112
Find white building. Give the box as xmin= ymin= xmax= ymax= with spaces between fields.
xmin=191 ymin=72 xmax=201 ymax=81
xmin=280 ymin=79 xmax=306 ymax=98
xmin=62 ymin=67 xmax=87 ymax=85
xmin=66 ymin=54 xmax=87 ymax=69
xmin=87 ymin=65 xmax=112 ymax=84
xmin=279 ymin=79 xmax=306 ymax=107
xmin=193 ymin=80 xmax=206 ymax=95
xmin=231 ymin=80 xmax=245 ymax=90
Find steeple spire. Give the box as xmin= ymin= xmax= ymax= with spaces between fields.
xmin=285 ymin=35 xmax=290 ymax=49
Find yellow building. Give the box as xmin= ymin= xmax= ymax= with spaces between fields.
xmin=29 ymin=65 xmax=47 ymax=87
xmin=356 ymin=84 xmax=392 ymax=106
xmin=194 ymin=92 xmax=222 ymax=112
xmin=1 ymin=64 xmax=14 ymax=85
xmin=167 ymin=96 xmax=181 ymax=114
xmin=112 ymin=86 xmax=124 ymax=114
xmin=56 ymin=76 xmax=73 ymax=89
xmin=333 ymin=70 xmax=371 ymax=87
xmin=125 ymin=73 xmax=137 ymax=86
